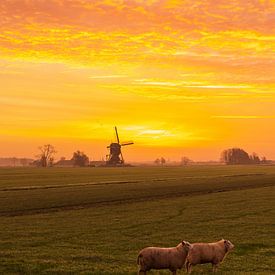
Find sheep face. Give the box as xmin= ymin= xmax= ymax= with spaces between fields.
xmin=224 ymin=240 xmax=234 ymax=251
xmin=181 ymin=241 xmax=192 ymax=252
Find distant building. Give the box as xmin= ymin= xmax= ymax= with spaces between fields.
xmin=0 ymin=158 xmax=34 ymax=167
xmin=54 ymin=158 xmax=74 ymax=167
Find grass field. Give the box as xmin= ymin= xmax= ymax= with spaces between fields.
xmin=0 ymin=166 xmax=274 ymax=274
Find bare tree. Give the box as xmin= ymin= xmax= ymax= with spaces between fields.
xmin=251 ymin=152 xmax=260 ymax=164
xmin=155 ymin=157 xmax=166 ymax=166
xmin=181 ymin=156 xmax=192 ymax=165
xmin=160 ymin=157 xmax=166 ymax=166
xmin=154 ymin=158 xmax=160 ymax=165
xmin=36 ymin=144 xmax=57 ymax=167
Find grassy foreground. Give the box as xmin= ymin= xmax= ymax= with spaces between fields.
xmin=0 ymin=166 xmax=274 ymax=274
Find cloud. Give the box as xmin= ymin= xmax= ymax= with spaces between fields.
xmin=133 ymin=79 xmax=252 ymax=90
xmin=185 ymin=85 xmax=251 ymax=89
xmin=134 ymin=79 xmax=179 ymax=87
xmin=212 ymin=115 xmax=275 ymax=119
xmin=89 ymin=75 xmax=127 ymax=79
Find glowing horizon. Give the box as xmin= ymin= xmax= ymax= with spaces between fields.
xmin=0 ymin=0 xmax=275 ymax=161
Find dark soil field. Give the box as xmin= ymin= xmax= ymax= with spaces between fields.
xmin=0 ymin=166 xmax=274 ymax=274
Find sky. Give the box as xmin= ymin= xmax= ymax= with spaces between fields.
xmin=0 ymin=0 xmax=275 ymax=162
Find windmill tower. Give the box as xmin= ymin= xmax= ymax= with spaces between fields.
xmin=106 ymin=127 xmax=133 ymax=166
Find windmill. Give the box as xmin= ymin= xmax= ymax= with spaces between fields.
xmin=106 ymin=127 xmax=133 ymax=166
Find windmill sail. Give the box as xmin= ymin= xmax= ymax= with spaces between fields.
xmin=121 ymin=142 xmax=134 ymax=146
xmin=115 ymin=126 xmax=120 ymax=144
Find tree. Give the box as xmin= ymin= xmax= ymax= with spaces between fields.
xmin=251 ymin=152 xmax=260 ymax=164
xmin=181 ymin=156 xmax=192 ymax=165
xmin=72 ymin=150 xmax=89 ymax=167
xmin=36 ymin=144 xmax=57 ymax=167
xmin=261 ymin=156 xmax=267 ymax=164
xmin=221 ymin=148 xmax=263 ymax=165
xmin=221 ymin=148 xmax=250 ymax=164
xmin=160 ymin=157 xmax=166 ymax=166
xmin=154 ymin=158 xmax=160 ymax=165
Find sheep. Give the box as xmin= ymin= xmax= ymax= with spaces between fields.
xmin=185 ymin=239 xmax=234 ymax=273
xmin=137 ymin=240 xmax=191 ymax=275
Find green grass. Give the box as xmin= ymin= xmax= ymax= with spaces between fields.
xmin=0 ymin=166 xmax=274 ymax=274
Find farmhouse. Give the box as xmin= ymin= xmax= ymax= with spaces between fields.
xmin=54 ymin=158 xmax=74 ymax=167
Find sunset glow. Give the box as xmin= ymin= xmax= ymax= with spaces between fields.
xmin=1 ymin=0 xmax=275 ymax=161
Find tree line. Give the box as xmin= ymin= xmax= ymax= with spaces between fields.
xmin=220 ymin=148 xmax=267 ymax=165
xmin=155 ymin=149 xmax=268 ymax=166
xmin=34 ymin=144 xmax=90 ymax=167
xmin=33 ymin=144 xmax=269 ymax=167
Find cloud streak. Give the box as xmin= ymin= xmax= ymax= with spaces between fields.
xmin=212 ymin=115 xmax=275 ymax=119
xmin=89 ymin=75 xmax=127 ymax=79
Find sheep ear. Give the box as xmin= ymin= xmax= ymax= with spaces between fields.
xmin=182 ymin=241 xmax=186 ymax=245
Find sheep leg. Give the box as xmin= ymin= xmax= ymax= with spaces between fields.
xmin=212 ymin=264 xmax=218 ymax=272
xmin=138 ymin=269 xmax=146 ymax=275
xmin=171 ymin=271 xmax=177 ymax=275
xmin=186 ymin=261 xmax=192 ymax=274
xmin=187 ymin=264 xmax=192 ymax=274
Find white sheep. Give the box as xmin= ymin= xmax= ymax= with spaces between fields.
xmin=137 ymin=240 xmax=191 ymax=274
xmin=185 ymin=239 xmax=234 ymax=273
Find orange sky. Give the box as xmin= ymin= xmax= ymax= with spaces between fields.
xmin=0 ymin=0 xmax=275 ymax=161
